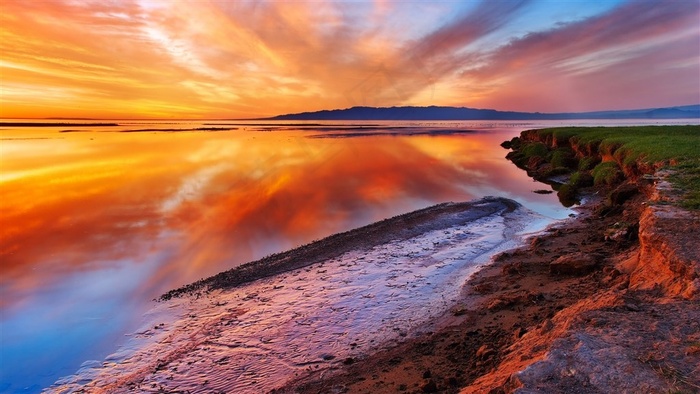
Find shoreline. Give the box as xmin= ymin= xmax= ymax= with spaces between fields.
xmin=278 ymin=180 xmax=699 ymax=394
xmin=279 ymin=192 xmax=626 ymax=393
xmin=47 ymin=186 xmax=700 ymax=393
xmin=48 ymin=197 xmax=552 ymax=393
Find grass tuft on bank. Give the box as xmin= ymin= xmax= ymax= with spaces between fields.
xmin=534 ymin=126 xmax=700 ymax=209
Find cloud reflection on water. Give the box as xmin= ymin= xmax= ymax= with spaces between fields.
xmin=1 ymin=129 xmax=561 ymax=305
xmin=1 ymin=125 xmax=569 ymax=391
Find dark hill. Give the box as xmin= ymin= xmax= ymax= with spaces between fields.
xmin=263 ymin=105 xmax=700 ymax=121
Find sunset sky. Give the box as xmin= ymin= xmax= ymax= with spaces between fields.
xmin=1 ymin=0 xmax=699 ymax=119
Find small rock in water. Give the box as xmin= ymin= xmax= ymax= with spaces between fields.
xmin=533 ymin=189 xmax=554 ymax=194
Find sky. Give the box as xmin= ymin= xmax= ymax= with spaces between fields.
xmin=1 ymin=0 xmax=699 ymax=119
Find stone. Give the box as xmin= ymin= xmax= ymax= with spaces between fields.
xmin=476 ymin=344 xmax=496 ymax=360
xmin=514 ymin=327 xmax=527 ymax=339
xmin=608 ymin=183 xmax=639 ymax=206
xmin=550 ymin=253 xmax=598 ymax=275
xmin=421 ymin=379 xmax=438 ymax=393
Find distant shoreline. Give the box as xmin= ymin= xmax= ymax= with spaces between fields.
xmin=0 ymin=122 xmax=119 ymax=127
xmin=262 ymin=104 xmax=700 ymax=121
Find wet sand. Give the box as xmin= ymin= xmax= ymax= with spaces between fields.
xmin=48 ymin=197 xmax=553 ymax=393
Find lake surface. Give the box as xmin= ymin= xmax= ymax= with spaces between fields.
xmin=0 ymin=119 xmax=695 ymax=392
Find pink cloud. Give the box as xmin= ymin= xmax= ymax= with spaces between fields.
xmin=1 ymin=0 xmax=698 ymax=117
xmin=459 ymin=1 xmax=700 ymax=111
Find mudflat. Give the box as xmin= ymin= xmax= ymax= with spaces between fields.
xmin=161 ymin=197 xmax=523 ymax=300
xmin=50 ymin=197 xmax=549 ymax=393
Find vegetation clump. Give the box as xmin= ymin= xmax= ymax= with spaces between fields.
xmin=521 ymin=142 xmax=549 ymax=159
xmin=578 ymin=156 xmax=599 ymax=171
xmin=550 ymin=147 xmax=577 ymax=168
xmin=505 ymin=125 xmax=700 ymax=209
xmin=569 ymin=171 xmax=594 ymax=188
xmin=591 ymin=162 xmax=624 ymax=186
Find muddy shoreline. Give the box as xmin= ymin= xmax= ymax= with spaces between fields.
xmin=161 ymin=197 xmax=522 ymax=300
xmin=273 ymin=192 xmax=621 ymax=393
xmin=50 ymin=183 xmax=699 ymax=393
xmin=50 ymin=196 xmax=547 ymax=393
xmin=278 ymin=180 xmax=699 ymax=393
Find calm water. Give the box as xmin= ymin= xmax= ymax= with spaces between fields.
xmin=0 ymin=119 xmax=695 ymax=392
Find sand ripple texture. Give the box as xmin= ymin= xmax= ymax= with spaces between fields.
xmin=48 ymin=201 xmax=549 ymax=394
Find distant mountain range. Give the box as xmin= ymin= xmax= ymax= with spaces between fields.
xmin=264 ymin=104 xmax=700 ymax=121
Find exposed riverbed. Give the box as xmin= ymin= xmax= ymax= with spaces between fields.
xmin=48 ymin=198 xmax=550 ymax=393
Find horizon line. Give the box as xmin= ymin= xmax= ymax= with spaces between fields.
xmin=2 ymin=103 xmax=698 ymax=121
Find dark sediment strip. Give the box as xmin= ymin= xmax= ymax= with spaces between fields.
xmin=307 ymin=129 xmax=477 ymax=138
xmin=203 ymin=123 xmax=379 ymax=127
xmin=160 ymin=196 xmax=520 ymax=300
xmin=2 ymin=122 xmax=119 ymax=127
xmin=120 ymin=127 xmax=237 ymax=132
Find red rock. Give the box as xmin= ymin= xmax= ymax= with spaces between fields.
xmin=549 ymin=253 xmax=598 ymax=275
xmin=476 ymin=344 xmax=496 ymax=360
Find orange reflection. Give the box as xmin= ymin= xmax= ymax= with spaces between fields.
xmin=0 ymin=128 xmax=559 ymax=308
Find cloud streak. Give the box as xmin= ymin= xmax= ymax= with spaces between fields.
xmin=460 ymin=0 xmax=700 ymax=111
xmin=0 ymin=0 xmax=697 ymax=118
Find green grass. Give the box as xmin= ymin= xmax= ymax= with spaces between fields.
xmin=550 ymin=147 xmax=577 ymax=168
xmin=669 ymin=159 xmax=700 ymax=209
xmin=533 ymin=126 xmax=700 ymax=163
xmin=591 ymin=162 xmax=623 ymax=186
xmin=578 ymin=156 xmax=599 ymax=171
xmin=531 ymin=126 xmax=700 ymax=209
xmin=521 ymin=142 xmax=549 ymax=159
xmin=569 ymin=171 xmax=594 ymax=188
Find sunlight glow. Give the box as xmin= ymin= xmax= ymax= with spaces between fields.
xmin=0 ymin=1 xmax=698 ymax=118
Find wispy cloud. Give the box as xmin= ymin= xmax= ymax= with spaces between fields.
xmin=0 ymin=0 xmax=697 ymax=117
xmin=456 ymin=0 xmax=700 ymax=110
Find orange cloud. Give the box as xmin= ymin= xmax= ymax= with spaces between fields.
xmin=0 ymin=1 xmax=697 ymax=118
